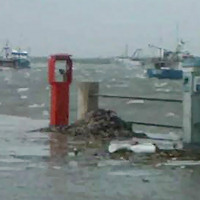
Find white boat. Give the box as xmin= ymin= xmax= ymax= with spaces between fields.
xmin=0 ymin=42 xmax=30 ymax=69
xmin=114 ymin=48 xmax=143 ymax=67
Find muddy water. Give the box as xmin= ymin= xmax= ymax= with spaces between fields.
xmin=0 ymin=62 xmax=199 ymax=199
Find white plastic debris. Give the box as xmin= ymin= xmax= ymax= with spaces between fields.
xmin=108 ymin=142 xmax=156 ymax=153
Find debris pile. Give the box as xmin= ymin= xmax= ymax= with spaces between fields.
xmin=45 ymin=109 xmax=135 ymax=139
xmin=38 ymin=109 xmax=200 ymax=164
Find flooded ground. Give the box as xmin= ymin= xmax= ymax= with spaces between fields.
xmin=0 ymin=61 xmax=200 ymax=199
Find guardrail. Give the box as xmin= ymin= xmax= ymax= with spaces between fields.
xmin=93 ymin=94 xmax=182 ymax=103
xmin=77 ymin=82 xmax=182 ymax=129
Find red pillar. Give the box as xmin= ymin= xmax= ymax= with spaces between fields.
xmin=48 ymin=54 xmax=72 ymax=126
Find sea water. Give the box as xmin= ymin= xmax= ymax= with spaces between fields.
xmin=0 ymin=59 xmax=182 ymax=133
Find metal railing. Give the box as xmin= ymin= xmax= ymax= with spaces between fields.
xmin=78 ymin=82 xmax=183 ymax=129
xmin=93 ymin=94 xmax=182 ymax=103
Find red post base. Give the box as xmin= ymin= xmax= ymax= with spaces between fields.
xmin=50 ymin=83 xmax=69 ymax=126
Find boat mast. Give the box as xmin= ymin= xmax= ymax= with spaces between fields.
xmin=176 ymin=23 xmax=180 ymax=46
xmin=3 ymin=41 xmax=10 ymax=58
xmin=124 ymin=44 xmax=129 ymax=57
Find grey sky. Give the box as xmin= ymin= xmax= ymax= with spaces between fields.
xmin=0 ymin=0 xmax=199 ymax=57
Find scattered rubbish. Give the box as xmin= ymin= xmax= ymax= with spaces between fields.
xmin=37 ymin=109 xmax=200 ymax=165
xmin=108 ymin=142 xmax=156 ymax=153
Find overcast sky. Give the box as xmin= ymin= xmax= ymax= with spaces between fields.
xmin=0 ymin=0 xmax=200 ymax=57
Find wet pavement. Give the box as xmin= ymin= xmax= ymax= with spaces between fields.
xmin=0 ymin=115 xmax=200 ymax=200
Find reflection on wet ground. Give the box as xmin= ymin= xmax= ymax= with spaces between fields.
xmin=49 ymin=133 xmax=68 ymax=162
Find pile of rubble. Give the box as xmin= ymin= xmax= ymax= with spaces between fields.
xmin=43 ymin=109 xmax=136 ymax=140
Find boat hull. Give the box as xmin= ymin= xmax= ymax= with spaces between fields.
xmin=0 ymin=58 xmax=30 ymax=69
xmin=147 ymin=68 xmax=183 ymax=79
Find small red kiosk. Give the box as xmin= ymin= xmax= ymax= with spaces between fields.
xmin=48 ymin=54 xmax=73 ymax=126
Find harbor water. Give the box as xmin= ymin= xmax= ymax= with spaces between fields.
xmin=0 ymin=59 xmax=199 ymax=200
xmin=0 ymin=60 xmax=183 ymax=132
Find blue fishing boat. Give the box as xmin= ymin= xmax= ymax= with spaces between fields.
xmin=147 ymin=68 xmax=183 ymax=79
xmin=146 ymin=41 xmax=192 ymax=79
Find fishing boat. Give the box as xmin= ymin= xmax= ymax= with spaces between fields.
xmin=114 ymin=56 xmax=141 ymax=67
xmin=114 ymin=46 xmax=142 ymax=67
xmin=0 ymin=42 xmax=30 ymax=69
xmin=145 ymin=41 xmax=193 ymax=79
